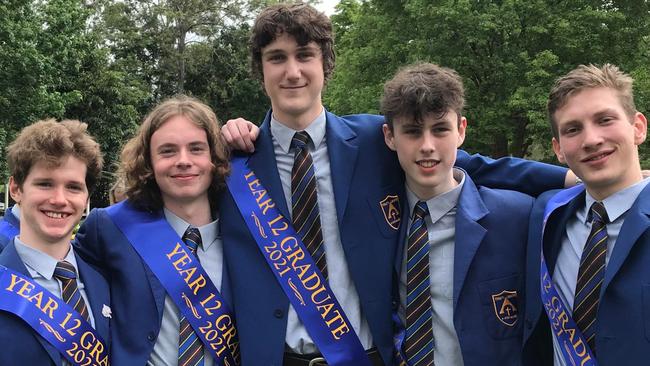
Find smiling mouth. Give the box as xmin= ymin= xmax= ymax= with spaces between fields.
xmin=281 ymin=85 xmax=306 ymax=90
xmin=417 ymin=160 xmax=439 ymax=168
xmin=43 ymin=211 xmax=70 ymax=219
xmin=582 ymin=150 xmax=613 ymax=162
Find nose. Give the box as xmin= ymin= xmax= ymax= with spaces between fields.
xmin=175 ymin=148 xmax=192 ymax=168
xmin=581 ymin=124 xmax=604 ymax=149
xmin=285 ymin=57 xmax=301 ymax=80
xmin=420 ymin=131 xmax=435 ymax=153
xmin=49 ymin=186 xmax=67 ymax=205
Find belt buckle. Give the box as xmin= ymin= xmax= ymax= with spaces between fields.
xmin=308 ymin=357 xmax=327 ymax=366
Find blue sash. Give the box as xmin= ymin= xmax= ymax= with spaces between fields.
xmin=0 ymin=216 xmax=19 ymax=245
xmin=105 ymin=202 xmax=239 ymax=365
xmin=226 ymin=157 xmax=371 ymax=366
xmin=0 ymin=266 xmax=109 ymax=366
xmin=540 ymin=185 xmax=598 ymax=366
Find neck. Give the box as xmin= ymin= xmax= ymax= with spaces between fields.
xmin=164 ymin=199 xmax=212 ymax=227
xmin=18 ymin=234 xmax=71 ymax=261
xmin=272 ymin=105 xmax=323 ymax=131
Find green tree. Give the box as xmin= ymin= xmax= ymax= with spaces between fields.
xmin=328 ymin=0 xmax=650 ymax=161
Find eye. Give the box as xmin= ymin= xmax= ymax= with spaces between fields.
xmin=599 ymin=116 xmax=615 ymax=124
xmin=190 ymin=144 xmax=208 ymax=154
xmin=35 ymin=181 xmax=52 ymax=188
xmin=267 ymin=54 xmax=286 ymax=63
xmin=562 ymin=126 xmax=580 ymax=136
xmin=297 ymin=51 xmax=315 ymax=61
xmin=433 ymin=126 xmax=450 ymax=135
xmin=158 ymin=147 xmax=176 ymax=156
xmin=403 ymin=128 xmax=421 ymax=136
xmin=67 ymin=183 xmax=85 ymax=192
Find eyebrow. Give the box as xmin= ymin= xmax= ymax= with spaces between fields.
xmin=262 ymin=44 xmax=320 ymax=56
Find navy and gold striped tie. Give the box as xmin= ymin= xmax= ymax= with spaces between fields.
xmin=179 ymin=227 xmax=204 ymax=366
xmin=54 ymin=260 xmax=90 ymax=321
xmin=404 ymin=201 xmax=434 ymax=366
xmin=291 ymin=131 xmax=327 ymax=279
xmin=573 ymin=201 xmax=609 ymax=354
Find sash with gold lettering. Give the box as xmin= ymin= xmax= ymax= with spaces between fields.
xmin=105 ymin=201 xmax=239 ymax=365
xmin=0 ymin=266 xmax=109 ymax=366
xmin=540 ymin=185 xmax=598 ymax=366
xmin=226 ymin=157 xmax=371 ymax=366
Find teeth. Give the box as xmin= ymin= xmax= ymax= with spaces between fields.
xmin=418 ymin=160 xmax=437 ymax=168
xmin=44 ymin=211 xmax=66 ymax=219
xmin=588 ymin=153 xmax=608 ymax=161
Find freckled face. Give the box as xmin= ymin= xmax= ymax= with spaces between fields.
xmin=10 ymin=156 xmax=88 ymax=249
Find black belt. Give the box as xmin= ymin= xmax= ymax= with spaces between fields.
xmin=283 ymin=348 xmax=384 ymax=366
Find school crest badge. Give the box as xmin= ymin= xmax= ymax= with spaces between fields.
xmin=380 ymin=195 xmax=401 ymax=230
xmin=492 ymin=290 xmax=518 ymax=327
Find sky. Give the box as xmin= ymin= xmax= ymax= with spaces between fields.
xmin=314 ymin=0 xmax=340 ymax=15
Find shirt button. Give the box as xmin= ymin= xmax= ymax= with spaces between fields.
xmin=273 ymin=309 xmax=284 ymax=318
xmin=391 ymin=300 xmax=399 ymax=310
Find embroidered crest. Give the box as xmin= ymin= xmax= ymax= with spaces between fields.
xmin=491 ymin=290 xmax=518 ymax=327
xmin=379 ymin=195 xmax=401 ymax=230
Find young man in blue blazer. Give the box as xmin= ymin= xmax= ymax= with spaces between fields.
xmin=523 ymin=64 xmax=649 ymax=366
xmin=383 ymin=63 xmax=533 ymax=366
xmin=219 ymin=4 xmax=572 ymax=365
xmin=75 ymin=96 xmax=238 ymax=366
xmin=0 ymin=119 xmax=110 ymax=365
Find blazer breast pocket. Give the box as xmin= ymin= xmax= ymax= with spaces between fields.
xmin=366 ymin=190 xmax=403 ymax=238
xmin=478 ymin=274 xmax=523 ymax=339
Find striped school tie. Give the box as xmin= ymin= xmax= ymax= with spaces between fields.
xmin=179 ymin=227 xmax=204 ymax=366
xmin=54 ymin=260 xmax=90 ymax=321
xmin=291 ymin=131 xmax=327 ymax=279
xmin=404 ymin=201 xmax=434 ymax=366
xmin=573 ymin=201 xmax=609 ymax=354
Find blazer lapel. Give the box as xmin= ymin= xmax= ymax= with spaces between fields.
xmin=325 ymin=111 xmax=359 ymax=226
xmin=0 ymin=242 xmax=62 ymax=365
xmin=602 ymin=184 xmax=650 ymax=291
xmin=76 ymin=254 xmax=110 ymax=342
xmin=394 ymin=196 xmax=411 ymax=275
xmin=246 ymin=112 xmax=290 ymax=219
xmin=452 ymin=177 xmax=488 ymax=308
xmin=544 ymin=194 xmax=585 ymax=275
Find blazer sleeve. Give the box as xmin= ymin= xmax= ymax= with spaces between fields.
xmin=456 ymin=150 xmax=568 ymax=197
xmin=73 ymin=208 xmax=106 ymax=271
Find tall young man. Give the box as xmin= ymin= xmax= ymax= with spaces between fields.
xmin=523 ymin=64 xmax=649 ymax=366
xmin=75 ymin=96 xmax=239 ymax=366
xmin=219 ymin=3 xmax=570 ymax=365
xmin=0 ymin=119 xmax=109 ymax=365
xmin=383 ymin=63 xmax=533 ymax=366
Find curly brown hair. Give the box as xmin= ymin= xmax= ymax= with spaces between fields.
xmin=381 ymin=63 xmax=465 ymax=130
xmin=7 ymin=119 xmax=103 ymax=193
xmin=250 ymin=3 xmax=335 ymax=81
xmin=119 ymin=95 xmax=230 ymax=212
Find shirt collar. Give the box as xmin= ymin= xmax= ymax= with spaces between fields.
xmin=406 ymin=168 xmax=465 ymax=225
xmin=583 ymin=177 xmax=650 ymax=224
xmin=163 ymin=208 xmax=220 ymax=250
xmin=11 ymin=204 xmax=20 ymax=219
xmin=270 ymin=108 xmax=327 ymax=154
xmin=14 ymin=238 xmax=77 ymax=280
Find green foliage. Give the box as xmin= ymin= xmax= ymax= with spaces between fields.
xmin=327 ymin=0 xmax=650 ymax=162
